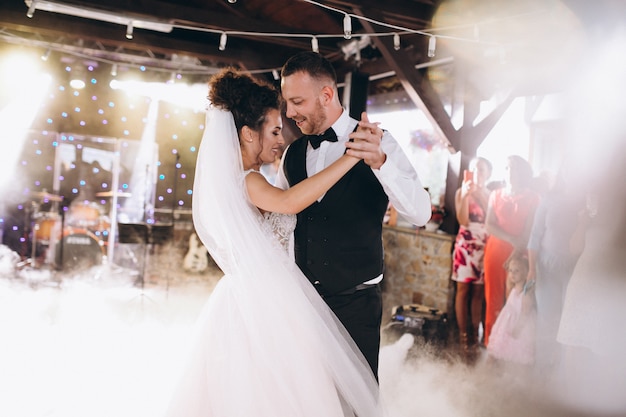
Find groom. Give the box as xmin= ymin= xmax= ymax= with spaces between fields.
xmin=276 ymin=51 xmax=431 ymax=378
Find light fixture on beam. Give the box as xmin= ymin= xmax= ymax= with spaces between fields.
xmin=24 ymin=0 xmax=173 ymax=35
xmin=69 ymin=65 xmax=86 ymax=89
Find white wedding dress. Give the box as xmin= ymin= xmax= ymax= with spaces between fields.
xmin=163 ymin=108 xmax=382 ymax=417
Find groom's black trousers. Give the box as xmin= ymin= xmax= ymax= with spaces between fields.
xmin=318 ymin=284 xmax=383 ymax=381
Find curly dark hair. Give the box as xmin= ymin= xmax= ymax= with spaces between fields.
xmin=208 ymin=68 xmax=281 ymax=133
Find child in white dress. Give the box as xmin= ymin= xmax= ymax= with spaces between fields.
xmin=487 ymin=250 xmax=536 ymax=365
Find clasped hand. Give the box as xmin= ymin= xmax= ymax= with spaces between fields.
xmin=345 ymin=112 xmax=386 ymax=169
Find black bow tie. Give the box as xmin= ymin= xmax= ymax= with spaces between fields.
xmin=306 ymin=128 xmax=337 ymax=149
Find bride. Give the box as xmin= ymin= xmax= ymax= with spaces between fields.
xmin=164 ymin=69 xmax=383 ymax=417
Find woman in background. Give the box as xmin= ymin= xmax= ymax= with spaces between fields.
xmin=451 ymin=157 xmax=492 ymax=356
xmin=483 ymin=155 xmax=539 ymax=347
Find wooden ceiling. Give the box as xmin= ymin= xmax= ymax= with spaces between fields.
xmin=0 ymin=0 xmax=622 ymax=149
xmin=0 ymin=0 xmax=440 ymax=85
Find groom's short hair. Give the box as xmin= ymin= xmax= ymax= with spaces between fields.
xmin=281 ymin=51 xmax=337 ymax=86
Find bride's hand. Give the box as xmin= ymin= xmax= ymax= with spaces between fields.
xmin=345 ymin=112 xmax=386 ymax=169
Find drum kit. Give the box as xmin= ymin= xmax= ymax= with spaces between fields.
xmin=24 ymin=189 xmax=130 ymax=272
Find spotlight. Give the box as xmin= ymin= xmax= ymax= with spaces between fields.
xmin=69 ymin=65 xmax=86 ymax=89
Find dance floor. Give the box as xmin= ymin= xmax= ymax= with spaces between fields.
xmin=0 ymin=253 xmax=623 ymax=417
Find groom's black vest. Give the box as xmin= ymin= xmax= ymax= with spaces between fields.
xmin=283 ymin=136 xmax=389 ymax=295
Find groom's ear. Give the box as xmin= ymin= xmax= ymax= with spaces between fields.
xmin=320 ymin=85 xmax=335 ymax=106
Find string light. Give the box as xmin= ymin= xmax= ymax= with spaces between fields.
xmin=428 ymin=35 xmax=436 ymax=58
xmin=272 ymin=69 xmax=279 ymax=80
xmin=110 ymin=64 xmax=117 ymax=77
xmin=219 ymin=32 xmax=227 ymax=51
xmin=16 ymin=0 xmax=506 ymax=81
xmin=343 ymin=14 xmax=352 ymax=39
xmin=41 ymin=49 xmax=51 ymax=61
xmin=27 ymin=0 xmax=37 ymax=18
xmin=311 ymin=36 xmax=319 ymax=53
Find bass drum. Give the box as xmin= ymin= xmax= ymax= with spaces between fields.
xmin=56 ymin=228 xmax=104 ymax=271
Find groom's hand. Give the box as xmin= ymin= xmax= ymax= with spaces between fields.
xmin=346 ymin=112 xmax=386 ymax=170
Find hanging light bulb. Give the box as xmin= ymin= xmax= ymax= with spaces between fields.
xmin=393 ymin=33 xmax=400 ymax=51
xmin=41 ymin=49 xmax=51 ymax=61
xmin=343 ymin=14 xmax=352 ymax=39
xmin=126 ymin=21 xmax=134 ymax=40
xmin=219 ymin=32 xmax=227 ymax=51
xmin=427 ymin=35 xmax=436 ymax=58
xmin=272 ymin=69 xmax=279 ymax=80
xmin=110 ymin=64 xmax=118 ymax=77
xmin=311 ymin=36 xmax=319 ymax=53
xmin=26 ymin=0 xmax=37 ymax=18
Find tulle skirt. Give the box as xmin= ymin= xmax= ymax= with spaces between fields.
xmin=163 ymin=271 xmax=378 ymax=417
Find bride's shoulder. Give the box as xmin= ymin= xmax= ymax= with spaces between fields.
xmin=244 ymin=169 xmax=260 ymax=176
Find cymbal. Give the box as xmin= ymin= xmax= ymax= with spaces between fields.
xmin=31 ymin=191 xmax=63 ymax=202
xmin=96 ymin=191 xmax=133 ymax=198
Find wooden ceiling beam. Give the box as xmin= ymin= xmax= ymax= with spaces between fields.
xmin=354 ymin=6 xmax=458 ymax=149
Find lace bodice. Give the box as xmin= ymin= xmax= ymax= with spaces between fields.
xmin=244 ymin=169 xmax=296 ymax=252
xmin=262 ymin=211 xmax=296 ymax=253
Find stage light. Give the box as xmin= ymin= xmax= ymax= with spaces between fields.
xmin=69 ymin=65 xmax=86 ymax=89
xmin=24 ymin=0 xmax=173 ymax=34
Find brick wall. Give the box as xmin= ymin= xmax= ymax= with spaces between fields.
xmin=381 ymin=226 xmax=454 ymax=323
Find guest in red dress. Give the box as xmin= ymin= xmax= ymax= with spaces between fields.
xmin=483 ymin=155 xmax=539 ymax=346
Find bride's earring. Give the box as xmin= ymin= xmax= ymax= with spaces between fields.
xmin=243 ymin=126 xmax=254 ymax=143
